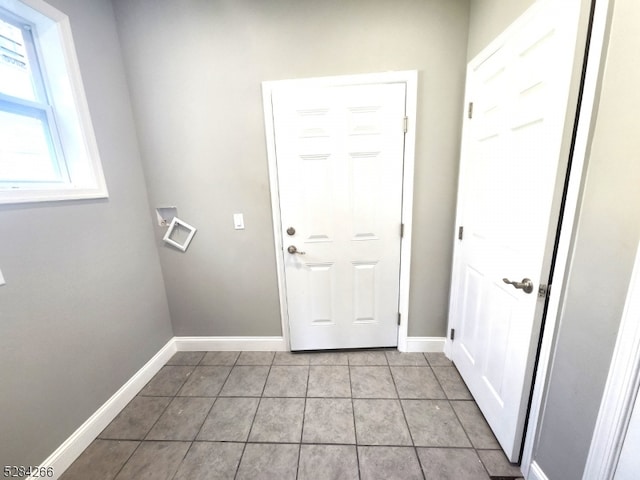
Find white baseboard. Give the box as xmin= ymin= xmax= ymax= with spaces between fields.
xmin=404 ymin=336 xmax=445 ymax=352
xmin=528 ymin=461 xmax=550 ymax=480
xmin=174 ymin=336 xmax=286 ymax=351
xmin=32 ymin=338 xmax=177 ymax=480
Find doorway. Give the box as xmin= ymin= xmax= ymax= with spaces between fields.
xmin=263 ymin=71 xmax=417 ymax=351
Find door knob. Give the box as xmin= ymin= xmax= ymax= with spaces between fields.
xmin=287 ymin=245 xmax=306 ymax=255
xmin=502 ymin=277 xmax=534 ymax=294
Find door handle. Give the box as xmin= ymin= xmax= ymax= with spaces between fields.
xmin=502 ymin=277 xmax=534 ymax=294
xmin=287 ymin=245 xmax=306 ymax=255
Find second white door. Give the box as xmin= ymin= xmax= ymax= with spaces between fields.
xmin=270 ymin=80 xmax=407 ymax=351
xmin=448 ymin=0 xmax=581 ymax=462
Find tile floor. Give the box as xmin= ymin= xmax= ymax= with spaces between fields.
xmin=61 ymin=350 xmax=524 ymax=480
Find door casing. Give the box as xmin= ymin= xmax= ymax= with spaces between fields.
xmin=262 ymin=71 xmax=418 ymax=352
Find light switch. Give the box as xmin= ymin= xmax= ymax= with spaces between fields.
xmin=0 ymin=268 xmax=5 ymax=286
xmin=233 ymin=213 xmax=245 ymax=230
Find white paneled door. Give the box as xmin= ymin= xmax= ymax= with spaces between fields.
xmin=448 ymin=0 xmax=580 ymax=462
xmin=270 ymin=81 xmax=407 ymax=351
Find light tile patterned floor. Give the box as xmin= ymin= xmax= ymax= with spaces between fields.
xmin=61 ymin=350 xmax=524 ymax=480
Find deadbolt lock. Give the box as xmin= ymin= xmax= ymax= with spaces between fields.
xmin=286 ymin=227 xmax=296 ymax=236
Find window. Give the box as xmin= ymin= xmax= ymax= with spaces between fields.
xmin=0 ymin=0 xmax=107 ymax=204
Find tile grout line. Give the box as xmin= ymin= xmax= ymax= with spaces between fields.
xmin=295 ymin=360 xmax=312 ymax=480
xmin=167 ymin=441 xmax=191 ymax=480
xmin=429 ymin=355 xmax=495 ymax=479
xmin=417 ymin=353 xmax=476 ymax=478
xmin=227 ymin=352 xmax=250 ymax=480
xmin=233 ymin=352 xmax=273 ymax=480
xmin=188 ymin=361 xmax=235 ymax=446
xmin=139 ymin=365 xmax=194 ymax=441
xmin=118 ymin=358 xmax=199 ymax=480
xmin=447 ymin=398 xmax=494 ymax=479
xmin=164 ymin=353 xmax=210 ymax=480
xmin=347 ymin=356 xmax=362 ymax=480
xmin=105 ymin=439 xmax=141 ymax=480
xmin=389 ymin=353 xmax=427 ymax=480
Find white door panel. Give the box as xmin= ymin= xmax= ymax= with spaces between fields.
xmin=272 ymin=83 xmax=406 ymax=351
xmin=449 ymin=0 xmax=580 ymax=461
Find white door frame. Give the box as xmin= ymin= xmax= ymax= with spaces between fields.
xmin=582 ymin=240 xmax=640 ymax=479
xmin=521 ymin=0 xmax=612 ymax=477
xmin=262 ymin=70 xmax=418 ymax=352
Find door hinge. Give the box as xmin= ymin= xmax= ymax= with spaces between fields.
xmin=538 ymin=284 xmax=551 ymax=299
xmin=400 ymin=223 xmax=405 ymax=238
xmin=467 ymin=102 xmax=473 ymax=119
xmin=450 ymin=328 xmax=455 ymax=341
xmin=398 ymin=312 xmax=401 ymax=325
xmin=458 ymin=226 xmax=464 ymax=240
xmin=403 ymin=116 xmax=408 ymax=133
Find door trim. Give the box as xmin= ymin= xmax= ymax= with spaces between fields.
xmin=262 ymin=70 xmax=418 ymax=352
xmin=582 ymin=240 xmax=640 ymax=479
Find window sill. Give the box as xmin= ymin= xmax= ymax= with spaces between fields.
xmin=0 ymin=185 xmax=108 ymax=205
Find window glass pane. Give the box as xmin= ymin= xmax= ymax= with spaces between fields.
xmin=0 ymin=109 xmax=62 ymax=182
xmin=0 ymin=15 xmax=37 ymax=101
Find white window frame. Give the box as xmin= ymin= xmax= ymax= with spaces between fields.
xmin=0 ymin=0 xmax=107 ymax=204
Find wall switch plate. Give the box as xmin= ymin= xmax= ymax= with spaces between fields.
xmin=233 ymin=213 xmax=245 ymax=230
xmin=0 ymin=268 xmax=5 ymax=286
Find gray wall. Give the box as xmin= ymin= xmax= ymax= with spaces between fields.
xmin=0 ymin=0 xmax=173 ymax=467
xmin=467 ymin=0 xmax=534 ymax=59
xmin=533 ymin=0 xmax=640 ymax=477
xmin=112 ymin=0 xmax=471 ymax=338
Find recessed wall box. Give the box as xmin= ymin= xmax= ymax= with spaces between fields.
xmin=156 ymin=207 xmax=178 ymax=226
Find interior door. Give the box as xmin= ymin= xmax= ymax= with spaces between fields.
xmin=271 ymin=82 xmax=407 ymax=351
xmin=448 ymin=0 xmax=581 ymax=462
